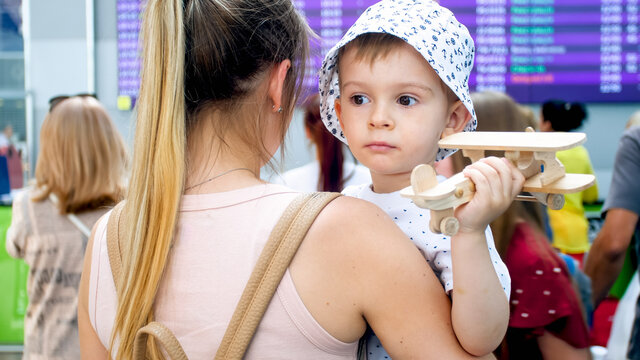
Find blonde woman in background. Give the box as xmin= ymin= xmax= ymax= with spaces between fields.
xmin=6 ymin=95 xmax=128 ymax=359
xmin=77 ymin=0 xmax=497 ymax=359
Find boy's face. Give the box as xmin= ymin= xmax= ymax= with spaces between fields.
xmin=335 ymin=42 xmax=464 ymax=189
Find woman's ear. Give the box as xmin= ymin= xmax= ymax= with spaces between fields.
xmin=441 ymin=100 xmax=472 ymax=138
xmin=268 ymin=59 xmax=292 ymax=112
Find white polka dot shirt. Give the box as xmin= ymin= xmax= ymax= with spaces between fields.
xmin=343 ymin=182 xmax=510 ymax=296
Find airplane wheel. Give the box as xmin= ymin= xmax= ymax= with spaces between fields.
xmin=546 ymin=194 xmax=565 ymax=210
xmin=441 ymin=217 xmax=459 ymax=236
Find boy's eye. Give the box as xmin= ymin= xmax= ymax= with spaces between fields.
xmin=351 ymin=95 xmax=370 ymax=105
xmin=398 ymin=95 xmax=417 ymax=106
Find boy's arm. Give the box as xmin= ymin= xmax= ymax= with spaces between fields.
xmin=451 ymin=229 xmax=509 ymax=356
xmin=449 ymin=157 xmax=524 ymax=356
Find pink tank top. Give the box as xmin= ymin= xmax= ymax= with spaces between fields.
xmin=88 ymin=184 xmax=358 ymax=359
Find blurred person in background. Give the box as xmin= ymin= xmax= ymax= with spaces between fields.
xmin=274 ymin=94 xmax=370 ymax=192
xmin=450 ymin=91 xmax=591 ymax=359
xmin=0 ymin=124 xmax=14 ymax=149
xmin=585 ymin=124 xmax=640 ymax=359
xmin=5 ymin=95 xmax=128 ymax=359
xmin=540 ymin=99 xmax=598 ymax=268
xmin=626 ymin=110 xmax=640 ymax=129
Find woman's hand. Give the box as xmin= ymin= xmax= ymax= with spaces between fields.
xmin=454 ymin=157 xmax=525 ymax=235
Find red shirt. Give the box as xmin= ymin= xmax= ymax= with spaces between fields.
xmin=502 ymin=222 xmax=590 ymax=358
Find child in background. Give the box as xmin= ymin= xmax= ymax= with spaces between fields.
xmin=540 ymin=100 xmax=598 ymax=267
xmin=319 ymin=0 xmax=523 ymax=357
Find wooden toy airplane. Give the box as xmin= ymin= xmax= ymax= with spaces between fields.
xmin=400 ymin=128 xmax=596 ymax=236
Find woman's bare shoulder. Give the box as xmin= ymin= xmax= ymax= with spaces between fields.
xmin=299 ymin=195 xmax=424 ymax=277
xmin=313 ymin=195 xmax=407 ymax=245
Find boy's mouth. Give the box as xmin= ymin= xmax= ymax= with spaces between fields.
xmin=366 ymin=141 xmax=396 ymax=152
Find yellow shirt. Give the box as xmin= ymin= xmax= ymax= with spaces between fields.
xmin=548 ymin=145 xmax=598 ymax=254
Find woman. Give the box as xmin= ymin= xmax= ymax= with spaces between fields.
xmin=78 ymin=1 xmax=514 ymax=359
xmin=6 ymin=95 xmax=127 ymax=359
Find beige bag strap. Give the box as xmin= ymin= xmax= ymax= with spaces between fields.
xmin=106 ymin=192 xmax=340 ymax=359
xmin=133 ymin=322 xmax=189 ymax=360
xmin=48 ymin=193 xmax=92 ymax=238
xmin=106 ymin=201 xmax=126 ymax=296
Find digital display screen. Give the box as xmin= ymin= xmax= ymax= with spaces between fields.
xmin=117 ymin=0 xmax=640 ymax=107
xmin=444 ymin=0 xmax=640 ymax=102
xmin=116 ymin=0 xmax=143 ymax=110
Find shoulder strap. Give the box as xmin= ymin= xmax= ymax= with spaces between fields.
xmin=106 ymin=192 xmax=340 ymax=359
xmin=106 ymin=201 xmax=126 ymax=296
xmin=48 ymin=193 xmax=92 ymax=238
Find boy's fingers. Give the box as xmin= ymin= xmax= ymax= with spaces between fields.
xmin=473 ymin=158 xmax=508 ymax=199
xmin=464 ymin=161 xmax=498 ymax=199
xmin=490 ymin=157 xmax=526 ymax=198
xmin=507 ymin=159 xmax=526 ymax=198
xmin=480 ymin=157 xmax=513 ymax=199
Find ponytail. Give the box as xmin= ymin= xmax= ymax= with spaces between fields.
xmin=110 ymin=0 xmax=186 ymax=358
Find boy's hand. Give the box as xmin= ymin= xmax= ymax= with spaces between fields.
xmin=454 ymin=157 xmax=524 ymax=234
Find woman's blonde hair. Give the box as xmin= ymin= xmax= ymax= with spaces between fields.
xmin=111 ymin=0 xmax=310 ymax=358
xmin=33 ymin=96 xmax=127 ymax=214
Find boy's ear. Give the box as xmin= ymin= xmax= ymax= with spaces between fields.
xmin=334 ymin=98 xmax=344 ymax=129
xmin=268 ymin=59 xmax=291 ymax=111
xmin=442 ymin=100 xmax=472 ymax=139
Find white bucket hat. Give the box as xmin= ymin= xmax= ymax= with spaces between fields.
xmin=319 ymin=0 xmax=477 ymax=161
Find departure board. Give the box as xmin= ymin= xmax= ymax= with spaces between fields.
xmin=117 ymin=0 xmax=640 ymax=107
xmin=116 ymin=0 xmax=142 ymax=110
xmin=445 ymin=0 xmax=640 ymax=102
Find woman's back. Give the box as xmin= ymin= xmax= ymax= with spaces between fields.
xmin=88 ymin=184 xmax=358 ymax=359
xmin=6 ymin=189 xmax=108 ymax=359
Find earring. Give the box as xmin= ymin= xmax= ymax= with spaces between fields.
xmin=272 ymin=105 xmax=283 ymax=113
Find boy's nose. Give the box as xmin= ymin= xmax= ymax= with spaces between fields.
xmin=368 ymin=105 xmax=394 ymax=129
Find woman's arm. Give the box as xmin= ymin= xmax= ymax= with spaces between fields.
xmin=538 ymin=331 xmax=591 ymax=360
xmin=291 ymin=196 xmax=496 ymax=359
xmin=78 ymin=216 xmax=109 ymax=360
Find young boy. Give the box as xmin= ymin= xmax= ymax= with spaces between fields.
xmin=319 ymin=0 xmax=524 ymax=357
